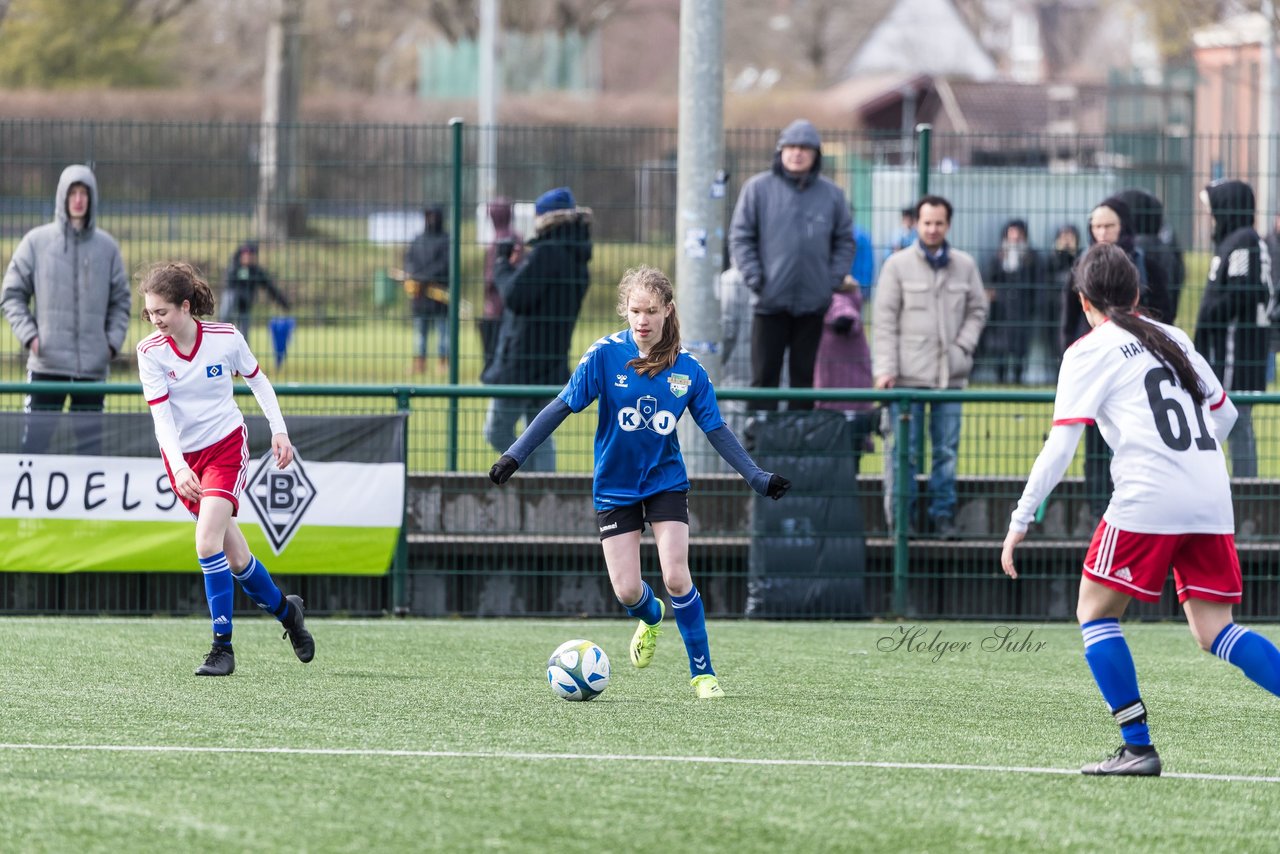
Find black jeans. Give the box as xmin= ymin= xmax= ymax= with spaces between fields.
xmin=750 ymin=311 xmax=825 ymax=410
xmin=22 ymin=372 xmax=106 ymax=455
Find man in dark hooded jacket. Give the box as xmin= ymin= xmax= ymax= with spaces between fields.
xmin=482 ymin=187 xmax=591 ymax=471
xmin=1195 ymin=179 xmax=1271 ymax=477
xmin=729 ymin=118 xmax=856 ymax=410
xmin=1117 ymin=187 xmax=1186 ymax=323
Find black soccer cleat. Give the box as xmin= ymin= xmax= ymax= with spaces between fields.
xmin=195 ymin=644 xmax=236 ymax=677
xmin=280 ymin=594 xmax=315 ymax=663
xmin=1081 ymin=744 xmax=1162 ymax=777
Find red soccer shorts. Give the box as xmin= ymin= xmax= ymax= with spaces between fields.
xmin=1082 ymin=520 xmax=1242 ymax=604
xmin=163 ymin=425 xmax=250 ymax=517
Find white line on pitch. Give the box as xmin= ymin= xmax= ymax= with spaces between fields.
xmin=0 ymin=744 xmax=1275 ymax=784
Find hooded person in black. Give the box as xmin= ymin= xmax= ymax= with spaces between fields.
xmin=221 ymin=241 xmax=288 ymax=343
xmin=1116 ymin=188 xmax=1186 ymax=323
xmin=1195 ymin=179 xmax=1271 ymax=477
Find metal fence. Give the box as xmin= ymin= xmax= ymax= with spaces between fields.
xmin=2 ymin=119 xmax=1279 ymax=619
xmin=3 ymin=383 xmax=1280 ymax=622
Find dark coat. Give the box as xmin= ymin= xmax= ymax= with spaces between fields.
xmin=403 ymin=205 xmax=450 ymax=318
xmin=1061 ymin=196 xmax=1171 ymax=351
xmin=482 ymin=208 xmax=593 ymax=387
xmin=1195 ymin=180 xmax=1269 ymax=392
xmin=222 ymin=242 xmax=288 ymax=321
xmin=1116 ymin=188 xmax=1186 ymax=321
xmin=980 ymin=223 xmax=1041 ymax=357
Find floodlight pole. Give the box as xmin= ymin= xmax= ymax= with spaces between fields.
xmin=675 ymin=0 xmax=725 ymax=473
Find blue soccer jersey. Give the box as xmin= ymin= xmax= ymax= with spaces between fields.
xmin=560 ymin=330 xmax=725 ymax=510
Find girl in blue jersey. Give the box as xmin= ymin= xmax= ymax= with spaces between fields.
xmin=490 ymin=266 xmax=790 ymax=699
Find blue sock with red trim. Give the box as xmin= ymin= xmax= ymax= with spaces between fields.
xmin=199 ymin=551 xmax=234 ymax=644
xmin=1212 ymin=624 xmax=1280 ymax=697
xmin=1081 ymin=618 xmax=1150 ymax=746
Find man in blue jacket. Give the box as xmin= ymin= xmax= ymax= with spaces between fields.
xmin=2 ymin=164 xmax=130 ymax=453
xmin=729 ymin=119 xmax=856 ymax=410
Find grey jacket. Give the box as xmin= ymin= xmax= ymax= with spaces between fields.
xmin=872 ymin=242 xmax=988 ymax=389
xmin=2 ymin=164 xmax=131 ymax=379
xmin=729 ymin=119 xmax=856 ymax=316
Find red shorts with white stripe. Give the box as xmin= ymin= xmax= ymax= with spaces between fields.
xmin=164 ymin=425 xmax=249 ymax=518
xmin=1082 ymin=520 xmax=1241 ymax=604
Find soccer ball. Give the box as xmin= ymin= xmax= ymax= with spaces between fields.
xmin=546 ymin=639 xmax=610 ymax=701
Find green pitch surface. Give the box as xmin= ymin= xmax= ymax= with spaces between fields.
xmin=2 ymin=618 xmax=1278 ymax=852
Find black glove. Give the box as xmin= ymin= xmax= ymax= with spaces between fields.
xmin=495 ymin=241 xmax=515 ymax=262
xmin=831 ymin=315 xmax=854 ymax=335
xmin=489 ymin=454 xmax=519 ymax=485
xmin=766 ymin=473 xmax=791 ymax=500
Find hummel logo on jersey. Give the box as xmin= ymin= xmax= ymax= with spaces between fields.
xmin=206 ymin=364 xmax=224 ymax=378
xmin=693 ymin=655 xmax=707 ymax=671
xmin=1115 ymin=567 xmax=1133 ymax=582
xmin=617 ymin=394 xmax=676 ymax=435
xmin=599 ymin=522 xmax=618 ymax=533
xmin=614 ymin=373 xmax=629 ymax=388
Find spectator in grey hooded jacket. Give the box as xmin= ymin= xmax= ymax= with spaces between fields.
xmin=729 ymin=119 xmax=856 ymax=410
xmin=2 ymin=164 xmax=130 ymax=453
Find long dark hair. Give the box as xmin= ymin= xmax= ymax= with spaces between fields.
xmin=617 ymin=266 xmax=681 ymax=377
xmin=1074 ymin=243 xmax=1205 ymax=404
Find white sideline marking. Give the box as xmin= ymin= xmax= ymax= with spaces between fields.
xmin=0 ymin=744 xmax=1276 ymax=784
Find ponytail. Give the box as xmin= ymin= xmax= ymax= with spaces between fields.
xmin=1075 ymin=243 xmax=1206 ymax=405
xmin=139 ymin=261 xmax=216 ymax=317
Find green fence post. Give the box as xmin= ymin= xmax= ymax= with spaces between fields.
xmin=447 ymin=117 xmax=464 ymax=472
xmin=892 ymin=394 xmax=912 ymax=616
xmin=916 ymin=123 xmax=932 ymax=198
xmin=393 ymin=388 xmax=412 ymax=615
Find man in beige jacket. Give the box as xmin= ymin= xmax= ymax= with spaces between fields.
xmin=873 ymin=195 xmax=988 ymax=539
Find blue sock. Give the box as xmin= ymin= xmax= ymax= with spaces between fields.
xmin=671 ymin=586 xmax=714 ymax=678
xmin=200 ymin=552 xmax=234 ymax=643
xmin=1081 ymin=618 xmax=1150 ymax=746
xmin=1212 ymin=624 xmax=1280 ymax=697
xmin=619 ymin=581 xmax=663 ymax=626
xmin=232 ymin=555 xmax=287 ymax=620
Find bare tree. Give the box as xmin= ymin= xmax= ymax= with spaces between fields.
xmin=257 ymin=0 xmax=304 ymax=241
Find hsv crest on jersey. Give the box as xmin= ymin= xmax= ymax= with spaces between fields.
xmin=245 ymin=451 xmax=316 ymax=554
xmin=206 ymin=364 xmax=224 ymax=378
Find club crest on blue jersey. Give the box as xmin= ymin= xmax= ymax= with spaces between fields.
xmin=668 ymin=373 xmax=690 ymax=397
xmin=205 ymin=364 xmax=224 ymax=379
xmin=618 ymin=393 xmax=677 ymax=435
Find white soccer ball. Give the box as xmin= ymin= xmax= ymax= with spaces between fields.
xmin=546 ymin=639 xmax=610 ymax=701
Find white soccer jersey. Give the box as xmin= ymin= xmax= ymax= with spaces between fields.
xmin=1054 ymin=318 xmax=1233 ymax=533
xmin=137 ymin=321 xmax=266 ymax=453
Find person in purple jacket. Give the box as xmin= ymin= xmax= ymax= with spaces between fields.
xmin=814 ymin=277 xmax=876 ymax=472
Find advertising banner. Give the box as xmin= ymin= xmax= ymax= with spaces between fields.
xmin=0 ymin=412 xmax=405 ymax=574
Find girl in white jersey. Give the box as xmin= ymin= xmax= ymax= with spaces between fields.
xmin=137 ymin=262 xmax=314 ymax=677
xmin=1002 ymin=243 xmax=1280 ymax=776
